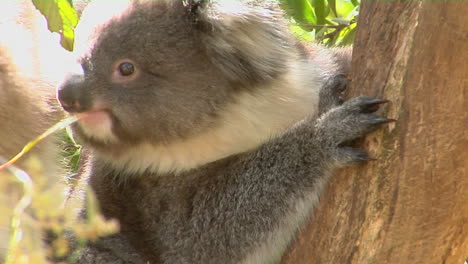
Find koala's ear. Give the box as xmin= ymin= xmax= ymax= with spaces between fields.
xmin=182 ymin=0 xmax=208 ymax=15
xmin=186 ymin=1 xmax=295 ymax=86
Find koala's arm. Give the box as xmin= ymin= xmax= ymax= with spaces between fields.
xmin=70 ymin=96 xmax=390 ymax=264
xmin=151 ymin=97 xmax=390 ymax=263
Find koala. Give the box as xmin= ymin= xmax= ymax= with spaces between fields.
xmin=0 ymin=0 xmax=68 ymax=259
xmin=0 ymin=1 xmax=66 ymax=172
xmin=58 ymin=1 xmax=391 ymax=263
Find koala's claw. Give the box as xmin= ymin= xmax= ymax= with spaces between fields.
xmin=335 ymin=147 xmax=376 ymax=166
xmin=317 ymin=96 xmax=393 ymax=152
xmin=317 ymin=96 xmax=395 ymax=167
xmin=354 ymin=152 xmax=377 ymax=162
xmin=361 ymin=98 xmax=390 ymax=113
xmin=366 ymin=117 xmax=396 ymax=125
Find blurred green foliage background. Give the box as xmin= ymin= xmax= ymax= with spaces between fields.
xmin=34 ymin=0 xmax=359 ymax=53
xmin=280 ymin=0 xmax=359 ymax=46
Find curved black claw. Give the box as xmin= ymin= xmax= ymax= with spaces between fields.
xmin=366 ymin=117 xmax=397 ymax=125
xmin=335 ymin=147 xmax=377 ymax=167
xmin=354 ymin=150 xmax=377 ymax=162
xmin=361 ymin=98 xmax=389 ymax=113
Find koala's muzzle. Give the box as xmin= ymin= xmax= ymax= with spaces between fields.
xmin=57 ymin=74 xmax=91 ymax=113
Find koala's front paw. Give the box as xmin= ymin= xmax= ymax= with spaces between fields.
xmin=318 ymin=74 xmax=349 ymax=115
xmin=316 ymin=96 xmax=394 ymax=167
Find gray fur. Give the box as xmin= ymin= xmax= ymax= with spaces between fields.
xmin=58 ymin=1 xmax=389 ymax=263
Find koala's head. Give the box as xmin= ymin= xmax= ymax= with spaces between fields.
xmin=57 ymin=0 xmax=296 ymax=157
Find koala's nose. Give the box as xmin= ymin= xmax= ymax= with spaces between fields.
xmin=57 ymin=74 xmax=90 ymax=113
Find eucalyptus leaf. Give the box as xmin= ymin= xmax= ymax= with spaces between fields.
xmin=281 ymin=0 xmax=317 ymax=29
xmin=32 ymin=0 xmax=78 ymax=51
xmin=336 ymin=23 xmax=357 ymax=46
xmin=327 ymin=0 xmax=337 ymax=17
xmin=336 ymin=0 xmax=355 ymax=18
xmin=311 ymin=0 xmax=328 ymax=25
xmin=351 ymin=0 xmax=360 ymax=7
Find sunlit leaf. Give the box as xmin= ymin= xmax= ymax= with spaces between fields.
xmin=290 ymin=24 xmax=315 ymax=42
xmin=346 ymin=5 xmax=360 ymax=20
xmin=336 ymin=22 xmax=357 ymax=46
xmin=336 ymin=0 xmax=355 ymax=18
xmin=32 ymin=0 xmax=78 ymax=51
xmin=281 ymin=0 xmax=317 ymax=29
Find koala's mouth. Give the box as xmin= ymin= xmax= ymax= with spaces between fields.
xmin=76 ymin=110 xmax=110 ymax=126
xmin=74 ymin=110 xmax=118 ymax=143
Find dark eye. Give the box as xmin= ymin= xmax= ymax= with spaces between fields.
xmin=118 ymin=62 xmax=135 ymax=76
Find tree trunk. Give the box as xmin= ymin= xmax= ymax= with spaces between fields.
xmin=282 ymin=1 xmax=468 ymax=263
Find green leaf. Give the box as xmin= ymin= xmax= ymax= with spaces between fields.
xmin=281 ymin=0 xmax=360 ymax=46
xmin=327 ymin=0 xmax=337 ymax=17
xmin=315 ymin=27 xmax=328 ymax=39
xmin=346 ymin=5 xmax=360 ymax=20
xmin=336 ymin=23 xmax=357 ymax=46
xmin=290 ymin=24 xmax=315 ymax=42
xmin=328 ymin=0 xmax=340 ymax=17
xmin=32 ymin=0 xmax=78 ymax=51
xmin=350 ymin=0 xmax=360 ymax=7
xmin=281 ymin=0 xmax=317 ymax=29
xmin=311 ymin=0 xmax=328 ymax=25
xmin=336 ymin=0 xmax=355 ymax=18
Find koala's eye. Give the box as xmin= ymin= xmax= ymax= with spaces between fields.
xmin=112 ymin=59 xmax=139 ymax=83
xmin=118 ymin=62 xmax=135 ymax=76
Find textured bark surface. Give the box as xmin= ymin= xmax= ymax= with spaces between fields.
xmin=282 ymin=1 xmax=468 ymax=263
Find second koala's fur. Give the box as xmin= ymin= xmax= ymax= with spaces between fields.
xmin=0 ymin=1 xmax=69 ymax=259
xmin=58 ymin=1 xmax=389 ymax=263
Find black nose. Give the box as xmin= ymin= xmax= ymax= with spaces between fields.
xmin=57 ymin=74 xmax=90 ymax=113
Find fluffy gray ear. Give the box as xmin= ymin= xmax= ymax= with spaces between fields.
xmin=183 ymin=0 xmax=208 ymax=14
xmin=188 ymin=1 xmax=296 ymax=86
